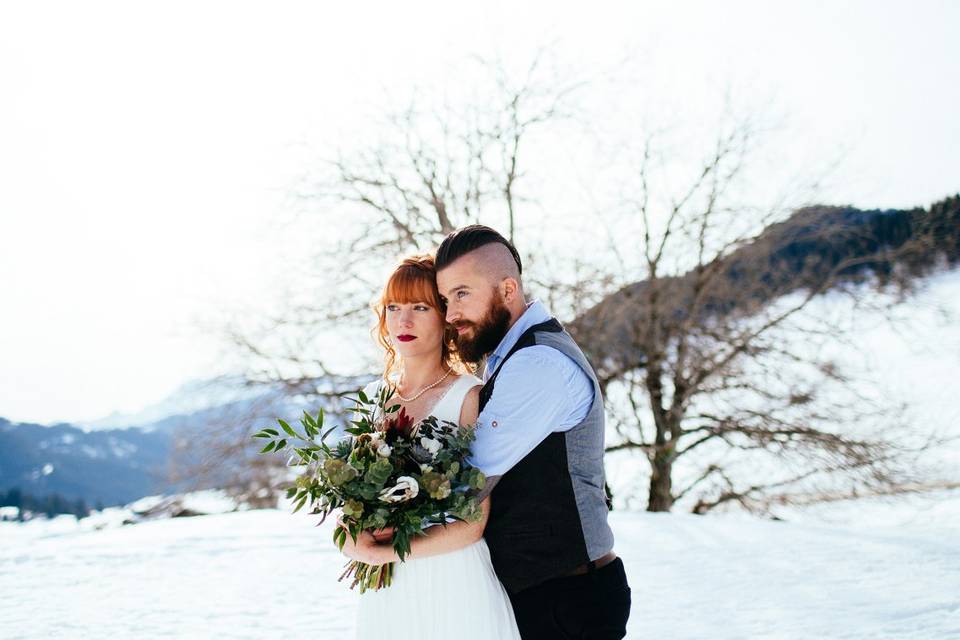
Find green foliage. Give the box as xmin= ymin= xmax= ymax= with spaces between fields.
xmin=364 ymin=458 xmax=393 ymax=488
xmin=323 ymin=459 xmax=359 ymax=486
xmin=342 ymin=499 xmax=364 ymax=518
xmin=419 ymin=471 xmax=452 ymax=500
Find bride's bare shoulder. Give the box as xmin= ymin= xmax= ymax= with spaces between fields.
xmin=457 ymin=377 xmax=483 ymax=427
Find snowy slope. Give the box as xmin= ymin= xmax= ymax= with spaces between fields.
xmin=1 ymin=503 xmax=958 ymax=639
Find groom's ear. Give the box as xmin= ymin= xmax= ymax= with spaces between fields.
xmin=500 ymin=277 xmax=520 ymax=303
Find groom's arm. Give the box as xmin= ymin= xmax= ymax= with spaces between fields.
xmin=468 ymin=345 xmax=593 ymax=482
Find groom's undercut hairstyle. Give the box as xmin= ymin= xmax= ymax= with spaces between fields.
xmin=435 ymin=225 xmax=523 ymax=276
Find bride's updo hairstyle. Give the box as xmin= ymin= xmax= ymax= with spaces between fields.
xmin=373 ymin=254 xmax=462 ymax=382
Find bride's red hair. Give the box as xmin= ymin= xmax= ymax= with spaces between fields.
xmin=373 ymin=255 xmax=462 ymax=382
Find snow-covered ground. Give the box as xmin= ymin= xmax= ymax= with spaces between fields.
xmin=2 ymin=494 xmax=959 ymax=640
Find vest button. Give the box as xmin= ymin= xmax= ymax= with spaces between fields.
xmin=492 ymin=420 xmax=499 ymax=427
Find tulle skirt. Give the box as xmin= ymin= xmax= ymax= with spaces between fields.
xmin=355 ymin=538 xmax=521 ymax=640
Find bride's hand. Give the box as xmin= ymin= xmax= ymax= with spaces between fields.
xmin=338 ymin=526 xmax=396 ymax=565
xmin=370 ymin=526 xmax=394 ymax=543
xmin=336 ymin=514 xmax=392 ymax=543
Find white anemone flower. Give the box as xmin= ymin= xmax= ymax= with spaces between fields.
xmin=378 ymin=476 xmax=419 ymax=503
xmin=420 ymin=436 xmax=442 ymax=457
xmin=370 ymin=434 xmax=392 ymax=457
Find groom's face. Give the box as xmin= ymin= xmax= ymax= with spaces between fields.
xmin=437 ymin=257 xmax=512 ymax=364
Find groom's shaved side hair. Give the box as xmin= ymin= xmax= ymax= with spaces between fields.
xmin=435 ymin=225 xmax=523 ymax=277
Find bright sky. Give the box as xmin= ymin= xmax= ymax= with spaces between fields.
xmin=1 ymin=0 xmax=958 ymax=425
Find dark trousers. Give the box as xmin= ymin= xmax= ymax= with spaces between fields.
xmin=509 ymin=557 xmax=632 ymax=640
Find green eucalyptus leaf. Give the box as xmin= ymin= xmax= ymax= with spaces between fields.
xmin=278 ymin=419 xmax=297 ymax=437
xmin=292 ymin=494 xmax=308 ymax=513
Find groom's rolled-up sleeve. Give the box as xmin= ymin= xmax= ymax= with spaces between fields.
xmin=469 ymin=345 xmax=593 ymax=478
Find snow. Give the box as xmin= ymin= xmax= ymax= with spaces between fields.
xmin=26 ymin=463 xmax=55 ymax=481
xmin=79 ymin=444 xmax=103 ymax=459
xmin=176 ymin=489 xmax=243 ymax=515
xmin=106 ymin=436 xmax=137 ymax=457
xmin=1 ymin=498 xmax=958 ymax=639
xmin=118 ymin=490 xmax=243 ymax=524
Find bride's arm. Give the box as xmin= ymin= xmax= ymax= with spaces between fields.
xmin=458 ymin=383 xmax=481 ymax=430
xmin=342 ymin=495 xmax=490 ymax=565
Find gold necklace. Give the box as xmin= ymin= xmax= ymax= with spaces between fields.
xmin=396 ymin=367 xmax=453 ymax=402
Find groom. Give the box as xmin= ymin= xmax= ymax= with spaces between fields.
xmin=434 ymin=225 xmax=631 ymax=639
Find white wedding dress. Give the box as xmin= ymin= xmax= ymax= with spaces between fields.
xmin=355 ymin=374 xmax=521 ymax=640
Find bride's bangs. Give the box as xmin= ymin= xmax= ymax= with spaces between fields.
xmin=383 ymin=267 xmax=443 ymax=311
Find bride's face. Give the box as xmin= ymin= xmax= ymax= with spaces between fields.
xmin=385 ymin=300 xmax=445 ymax=360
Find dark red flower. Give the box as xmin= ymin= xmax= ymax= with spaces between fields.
xmin=384 ymin=406 xmax=414 ymax=443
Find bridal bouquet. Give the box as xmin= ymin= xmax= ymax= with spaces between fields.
xmin=253 ymin=384 xmax=486 ymax=592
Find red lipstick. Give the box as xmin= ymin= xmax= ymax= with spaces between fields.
xmin=397 ymin=335 xmax=416 ymax=342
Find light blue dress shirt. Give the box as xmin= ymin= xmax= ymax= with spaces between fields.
xmin=468 ymin=300 xmax=595 ymax=477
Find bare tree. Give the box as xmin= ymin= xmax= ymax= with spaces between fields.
xmin=570 ymin=124 xmax=960 ymax=512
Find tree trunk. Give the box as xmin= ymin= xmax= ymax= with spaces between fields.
xmin=647 ymin=448 xmax=675 ymax=511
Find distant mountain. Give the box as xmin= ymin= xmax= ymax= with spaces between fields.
xmin=78 ymin=375 xmax=269 ymax=431
xmin=0 ymin=374 xmax=367 ymax=507
xmin=0 ymin=376 xmax=284 ymax=505
xmin=572 ymin=194 xmax=960 ymax=384
xmin=0 ymin=417 xmax=176 ymax=505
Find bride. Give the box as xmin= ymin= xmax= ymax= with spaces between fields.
xmin=343 ymin=254 xmax=521 ymax=640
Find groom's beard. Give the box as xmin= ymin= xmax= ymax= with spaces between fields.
xmin=454 ymin=297 xmax=512 ymax=364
